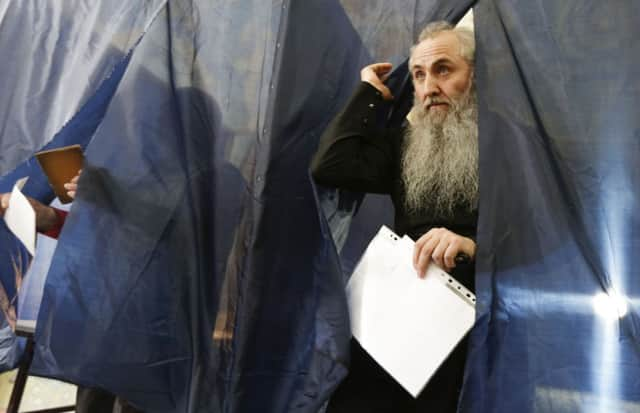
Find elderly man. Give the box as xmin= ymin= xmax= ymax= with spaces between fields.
xmin=311 ymin=21 xmax=478 ymax=412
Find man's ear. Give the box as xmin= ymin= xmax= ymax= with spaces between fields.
xmin=464 ymin=68 xmax=475 ymax=94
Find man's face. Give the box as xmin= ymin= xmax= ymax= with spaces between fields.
xmin=410 ymin=32 xmax=472 ymax=123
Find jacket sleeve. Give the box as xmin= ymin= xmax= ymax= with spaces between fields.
xmin=310 ymin=82 xmax=396 ymax=194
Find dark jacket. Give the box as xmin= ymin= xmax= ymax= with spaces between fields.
xmin=311 ymin=81 xmax=477 ymax=289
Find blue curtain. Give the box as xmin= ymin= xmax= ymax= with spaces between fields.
xmin=0 ymin=0 xmax=165 ymax=372
xmin=4 ymin=1 xmax=639 ymax=412
xmin=461 ymin=1 xmax=640 ymax=412
xmin=0 ymin=0 xmax=471 ymax=411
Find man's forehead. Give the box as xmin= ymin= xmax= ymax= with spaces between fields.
xmin=410 ymin=32 xmax=464 ymax=68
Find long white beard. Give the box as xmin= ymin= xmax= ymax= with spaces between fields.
xmin=401 ymin=90 xmax=479 ymax=217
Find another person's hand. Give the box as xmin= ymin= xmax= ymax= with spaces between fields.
xmin=0 ymin=171 xmax=80 ymax=232
xmin=63 ymin=170 xmax=81 ymax=200
xmin=360 ymin=63 xmax=394 ymax=100
xmin=413 ymin=227 xmax=476 ymax=277
xmin=0 ymin=193 xmax=58 ymax=232
xmin=0 ymin=193 xmax=10 ymax=216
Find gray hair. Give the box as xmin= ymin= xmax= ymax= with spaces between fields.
xmin=409 ymin=21 xmax=475 ymax=68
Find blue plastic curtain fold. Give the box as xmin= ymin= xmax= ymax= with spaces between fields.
xmin=461 ymin=2 xmax=640 ymax=412
xmin=0 ymin=0 xmax=167 ymax=373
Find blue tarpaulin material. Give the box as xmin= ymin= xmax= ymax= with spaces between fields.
xmin=1 ymin=0 xmax=639 ymax=412
xmin=459 ymin=2 xmax=640 ymax=412
xmin=0 ymin=0 xmax=470 ymax=411
xmin=0 ymin=0 xmax=166 ymax=373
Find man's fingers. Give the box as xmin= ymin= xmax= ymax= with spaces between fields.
xmin=431 ymin=239 xmax=449 ymax=270
xmin=380 ymin=72 xmax=392 ymax=83
xmin=443 ymin=242 xmax=460 ymax=270
xmin=414 ymin=228 xmax=440 ymax=269
xmin=416 ymin=238 xmax=437 ymax=278
xmin=413 ymin=245 xmax=421 ymax=269
xmin=361 ymin=63 xmax=392 ymax=80
xmin=416 ymin=251 xmax=430 ymax=278
xmin=413 ymin=232 xmax=433 ymax=268
xmin=369 ymin=62 xmax=393 ymax=75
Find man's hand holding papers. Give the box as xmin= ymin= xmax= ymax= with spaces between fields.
xmin=347 ymin=226 xmax=476 ymax=398
xmin=413 ymin=227 xmax=476 ymax=276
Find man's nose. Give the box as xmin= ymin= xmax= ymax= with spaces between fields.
xmin=420 ymin=75 xmax=440 ymax=102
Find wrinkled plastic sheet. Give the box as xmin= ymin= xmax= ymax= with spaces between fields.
xmin=461 ymin=2 xmax=640 ymax=412
xmin=0 ymin=0 xmax=166 ymax=372
xmin=7 ymin=1 xmax=638 ymax=413
xmin=0 ymin=1 xmax=473 ymax=411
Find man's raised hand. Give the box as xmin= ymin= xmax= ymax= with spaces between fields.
xmin=361 ymin=63 xmax=394 ymax=100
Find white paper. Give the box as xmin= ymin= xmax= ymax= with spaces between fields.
xmin=16 ymin=233 xmax=58 ymax=335
xmin=347 ymin=226 xmax=476 ymax=398
xmin=3 ymin=177 xmax=36 ymax=256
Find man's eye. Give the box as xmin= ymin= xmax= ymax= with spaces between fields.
xmin=437 ymin=66 xmax=450 ymax=75
xmin=414 ymin=71 xmax=425 ymax=80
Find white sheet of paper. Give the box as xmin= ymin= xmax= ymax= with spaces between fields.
xmin=347 ymin=226 xmax=476 ymax=398
xmin=16 ymin=233 xmax=58 ymax=334
xmin=3 ymin=177 xmax=36 ymax=256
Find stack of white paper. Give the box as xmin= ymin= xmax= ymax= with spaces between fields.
xmin=347 ymin=226 xmax=476 ymax=397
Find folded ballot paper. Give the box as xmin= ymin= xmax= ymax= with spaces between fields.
xmin=3 ymin=177 xmax=36 ymax=256
xmin=347 ymin=226 xmax=476 ymax=397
